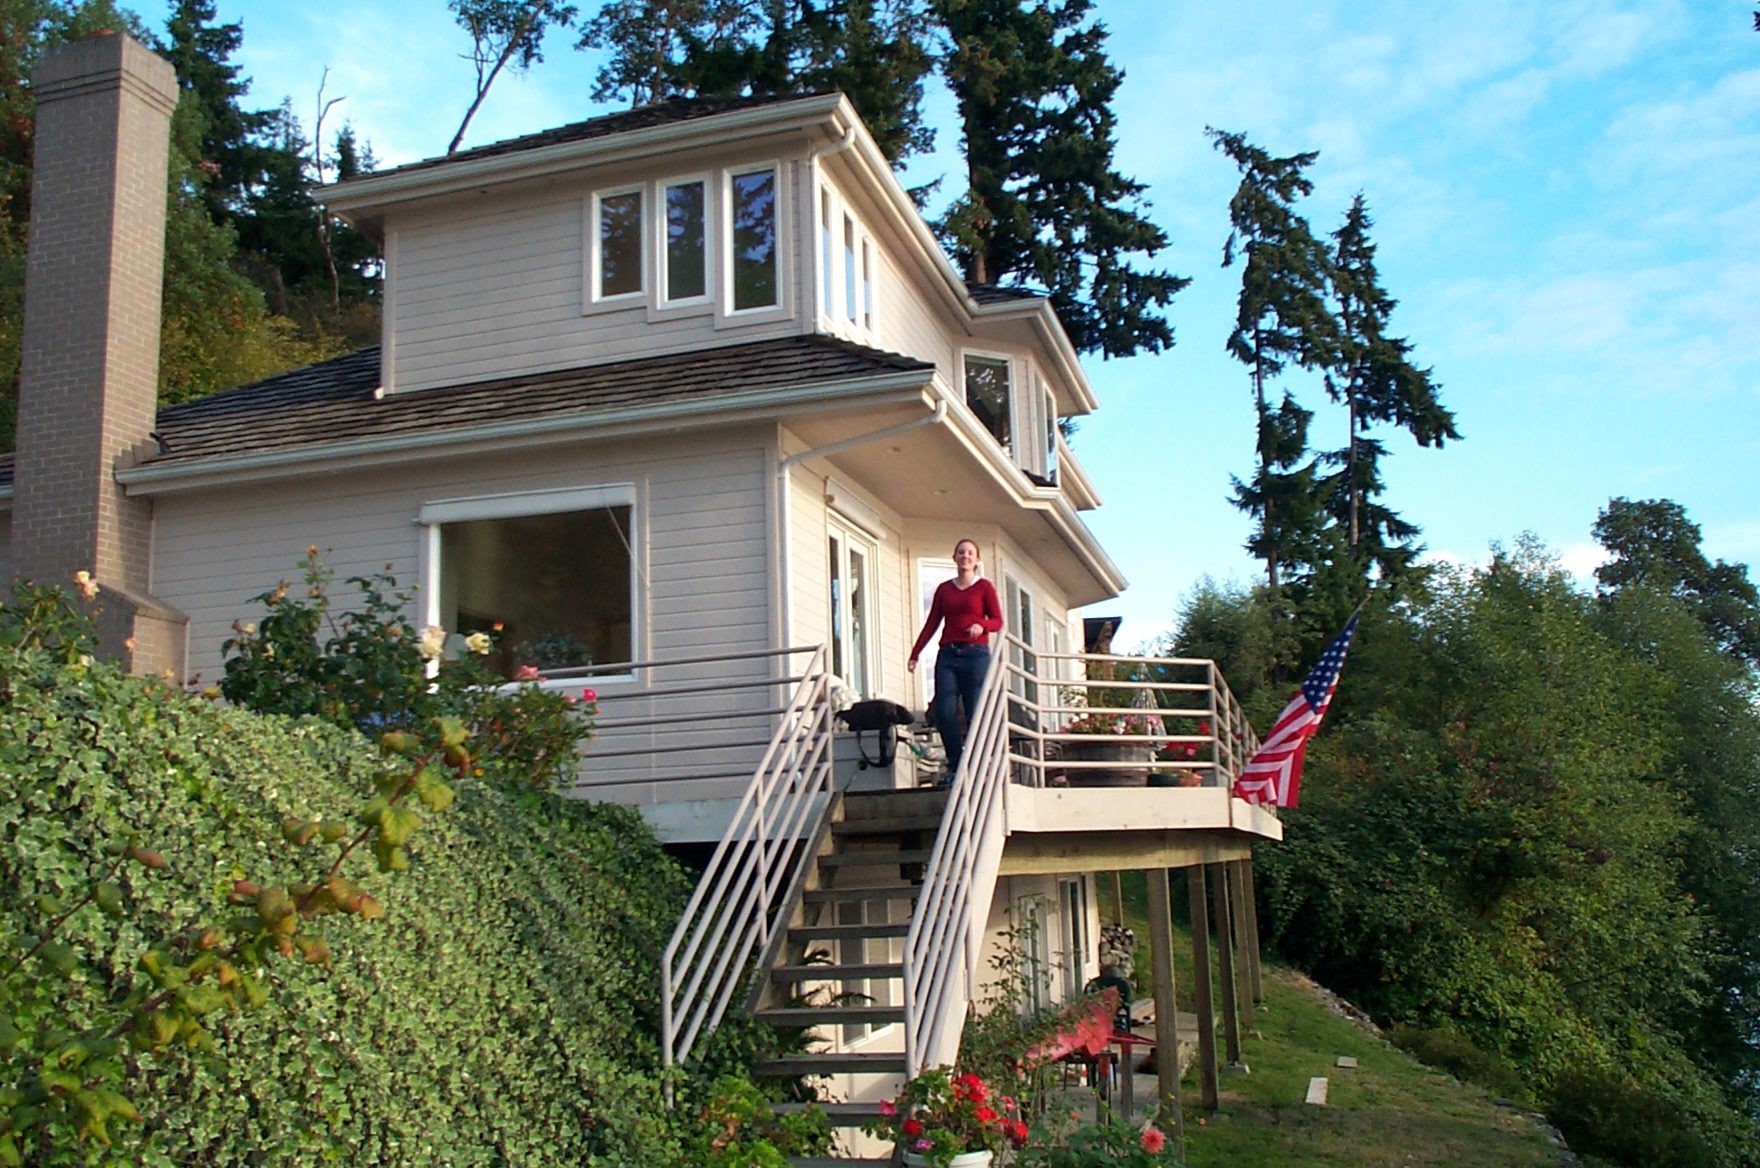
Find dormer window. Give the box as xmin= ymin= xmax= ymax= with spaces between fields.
xmin=664 ymin=180 xmax=708 ymax=302
xmin=730 ymin=167 xmax=778 ymax=311
xmin=964 ymin=354 xmax=1012 ymax=452
xmin=844 ymin=215 xmax=858 ymax=323
xmin=594 ymin=188 xmax=644 ymax=299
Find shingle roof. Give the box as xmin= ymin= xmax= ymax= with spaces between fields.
xmin=364 ymin=94 xmax=823 ymax=181
xmin=0 ymin=335 xmax=931 ymax=491
xmin=966 ymin=282 xmax=1046 ymax=306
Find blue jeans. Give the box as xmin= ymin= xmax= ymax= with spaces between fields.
xmin=933 ymin=642 xmax=991 ymax=779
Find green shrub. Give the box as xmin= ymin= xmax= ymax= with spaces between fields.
xmin=0 ymin=587 xmax=695 ymax=1164
xmin=1388 ymin=1025 xmax=1529 ymax=1103
xmin=219 ymin=550 xmax=595 ymax=790
xmin=1548 ymin=1068 xmax=1716 ymax=1168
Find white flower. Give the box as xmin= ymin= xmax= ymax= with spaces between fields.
xmin=418 ymin=625 xmax=447 ymax=661
xmin=73 ymin=570 xmax=99 ymax=600
xmin=464 ymin=632 xmax=492 ymax=655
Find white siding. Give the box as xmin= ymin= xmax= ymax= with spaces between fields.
xmin=386 ymin=155 xmax=810 ymax=393
xmin=148 ymin=431 xmax=776 ymax=807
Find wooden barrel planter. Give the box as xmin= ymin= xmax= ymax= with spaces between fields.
xmin=1055 ymin=738 xmax=1156 ymax=787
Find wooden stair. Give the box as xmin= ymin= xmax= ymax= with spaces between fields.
xmin=756 ymin=788 xmax=948 ymax=1163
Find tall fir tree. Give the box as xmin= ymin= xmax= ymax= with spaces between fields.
xmin=1325 ymin=193 xmax=1456 ymax=581
xmin=934 ymin=0 xmax=1185 ymax=357
xmin=161 ymin=0 xmax=272 ymax=225
xmin=1210 ymin=128 xmax=1337 ymax=631
xmin=578 ymin=0 xmax=935 ymax=164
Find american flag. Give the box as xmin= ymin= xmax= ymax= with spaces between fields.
xmin=1233 ymin=612 xmax=1360 ymax=808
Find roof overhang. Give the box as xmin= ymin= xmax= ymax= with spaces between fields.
xmin=113 ymin=367 xmax=935 ymax=496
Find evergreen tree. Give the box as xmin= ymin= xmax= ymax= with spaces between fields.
xmin=1210 ymin=129 xmax=1336 ymax=625
xmin=1325 ymin=194 xmax=1456 ymax=562
xmin=1593 ymin=497 xmax=1760 ymax=666
xmin=161 ymin=0 xmax=272 ymax=225
xmin=934 ymin=0 xmax=1186 ymax=357
xmin=578 ymin=0 xmax=935 ymax=164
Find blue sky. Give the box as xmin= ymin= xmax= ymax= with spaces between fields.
xmin=132 ymin=0 xmax=1760 ymax=645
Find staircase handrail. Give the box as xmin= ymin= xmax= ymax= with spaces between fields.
xmin=661 ymin=644 xmax=836 ymax=1071
xmin=903 ymin=645 xmax=1012 ymax=1075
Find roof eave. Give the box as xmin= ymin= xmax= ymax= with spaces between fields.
xmin=113 ymin=367 xmax=934 ymax=496
xmin=321 ymin=93 xmax=848 ymax=216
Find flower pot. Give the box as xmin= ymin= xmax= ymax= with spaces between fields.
xmin=903 ymin=1151 xmax=994 ymax=1168
xmin=1057 ymin=738 xmax=1154 ymax=786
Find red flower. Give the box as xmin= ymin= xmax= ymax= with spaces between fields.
xmin=902 ymin=1119 xmax=923 ymax=1138
xmin=1005 ymin=1119 xmax=1029 ymax=1146
xmin=1140 ymin=1127 xmax=1167 ymax=1153
xmin=582 ymin=688 xmax=598 ymax=703
xmin=1198 ymin=720 xmax=1212 ymax=735
xmin=954 ymin=1073 xmax=988 ymax=1103
xmin=975 ymin=1105 xmax=998 ymax=1124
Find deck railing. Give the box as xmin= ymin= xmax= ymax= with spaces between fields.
xmin=903 ymin=646 xmax=1012 ymax=1075
xmin=996 ymin=635 xmax=1261 ymax=788
xmin=657 ymin=645 xmax=837 ymax=1071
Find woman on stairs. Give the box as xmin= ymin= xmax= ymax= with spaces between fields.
xmin=907 ymin=538 xmax=1004 ymax=785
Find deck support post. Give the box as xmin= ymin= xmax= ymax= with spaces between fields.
xmin=1240 ymin=855 xmax=1264 ymax=1004
xmin=1144 ymin=868 xmax=1184 ymax=1144
xmin=1185 ymin=866 xmax=1219 ymax=1109
xmin=1208 ymin=862 xmax=1243 ymax=1066
xmin=1228 ymin=860 xmax=1253 ymax=1035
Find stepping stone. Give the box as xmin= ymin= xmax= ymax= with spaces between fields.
xmin=1305 ymin=1076 xmax=1328 ymax=1106
xmin=1336 ymin=1055 xmax=1358 ymax=1068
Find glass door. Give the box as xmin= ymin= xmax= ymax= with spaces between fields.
xmin=828 ymin=523 xmax=876 ymax=697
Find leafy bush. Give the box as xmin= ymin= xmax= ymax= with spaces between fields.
xmin=0 ymin=581 xmax=697 ymax=1164
xmin=1388 ymin=1025 xmax=1528 ymax=1103
xmin=1019 ymin=1114 xmax=1183 ymax=1167
xmin=1548 ymin=1067 xmax=1716 ymax=1168
xmin=687 ymin=1076 xmax=830 ymax=1167
xmin=220 ymin=550 xmax=594 ymax=789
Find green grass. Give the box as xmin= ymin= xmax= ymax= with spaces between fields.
xmin=1096 ymin=875 xmax=1559 ymax=1168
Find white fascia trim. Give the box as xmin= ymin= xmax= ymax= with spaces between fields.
xmin=929 ymin=382 xmax=1123 ymax=596
xmin=966 ymin=299 xmax=1099 ymax=415
xmin=321 ymin=95 xmax=847 ymax=214
xmin=116 ymin=369 xmax=934 ymax=496
xmin=1055 ymin=434 xmax=1102 ymax=510
xmin=419 ymin=482 xmax=635 ymax=525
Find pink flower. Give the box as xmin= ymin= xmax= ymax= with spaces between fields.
xmin=514 ymin=665 xmax=542 ymax=681
xmin=913 ymin=1139 xmax=933 ymax=1152
xmin=1000 ymin=1096 xmax=1017 ymax=1112
xmin=582 ymin=688 xmax=598 ymax=703
xmin=1140 ymin=1127 xmax=1167 ymax=1153
xmin=878 ymin=1099 xmax=897 ymax=1117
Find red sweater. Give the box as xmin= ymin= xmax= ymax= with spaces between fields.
xmin=911 ymin=577 xmax=1004 ymax=659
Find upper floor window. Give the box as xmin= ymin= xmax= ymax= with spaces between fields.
xmin=730 ymin=168 xmax=778 ymax=311
xmin=1044 ymin=385 xmax=1059 ymax=485
xmin=594 ymin=188 xmax=644 ymax=299
xmin=844 ymin=215 xmax=858 ymax=324
xmin=964 ymin=354 xmax=1012 ymax=452
xmin=665 ymin=180 xmax=707 ymax=302
xmin=861 ymin=239 xmax=873 ymax=330
xmin=821 ymin=190 xmax=835 ymax=318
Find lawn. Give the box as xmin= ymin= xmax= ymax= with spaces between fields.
xmin=1096 ymin=874 xmax=1561 ymax=1168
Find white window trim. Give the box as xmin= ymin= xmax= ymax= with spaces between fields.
xmin=819 ymin=184 xmax=837 ymax=324
xmin=417 ymin=482 xmax=641 ymax=687
xmin=719 ymin=161 xmax=790 ymax=323
xmin=658 ymin=173 xmax=715 ymax=310
xmin=828 ymin=517 xmax=880 ymax=699
xmin=584 ymin=185 xmax=648 ymax=310
xmin=959 ymin=347 xmax=1017 ymax=455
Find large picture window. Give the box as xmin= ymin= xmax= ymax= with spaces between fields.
xmin=436 ymin=504 xmax=633 ymax=678
xmin=730 ymin=168 xmax=778 ymax=310
xmin=595 ymin=189 xmax=644 ymax=299
xmin=964 ymin=354 xmax=1012 ymax=451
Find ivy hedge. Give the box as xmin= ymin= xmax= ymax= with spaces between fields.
xmin=0 ymin=648 xmax=693 ymax=1164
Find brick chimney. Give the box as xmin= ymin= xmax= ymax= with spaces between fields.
xmin=11 ymin=31 xmax=187 ymax=677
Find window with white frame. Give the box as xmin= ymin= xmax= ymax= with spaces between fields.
xmin=820 ymin=189 xmax=835 ymax=318
xmin=861 ymin=238 xmax=873 ymax=330
xmin=963 ymin=353 xmax=1012 ymax=452
xmin=592 ymin=188 xmax=644 ymax=300
xmin=844 ymin=214 xmax=858 ymax=324
xmin=829 ymin=521 xmax=876 ymax=696
xmin=425 ymin=487 xmax=635 ymax=679
xmin=1044 ymin=384 xmax=1060 ymax=485
xmin=663 ymin=179 xmax=708 ymax=303
xmin=1060 ymin=876 xmax=1089 ymax=999
xmin=729 ymin=167 xmax=779 ymax=311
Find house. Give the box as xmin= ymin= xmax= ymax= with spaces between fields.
xmin=1 ymin=32 xmax=1280 ymax=1159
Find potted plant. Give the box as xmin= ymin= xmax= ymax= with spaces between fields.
xmin=1053 ymin=711 xmax=1164 ymax=787
xmin=865 ymin=1068 xmax=1028 ymax=1167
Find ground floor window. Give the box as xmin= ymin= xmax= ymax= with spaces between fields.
xmin=434 ymin=498 xmax=633 ymax=678
xmin=829 ymin=522 xmax=876 ymax=697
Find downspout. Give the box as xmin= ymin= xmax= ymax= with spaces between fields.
xmin=776 ymin=398 xmax=947 ymax=648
